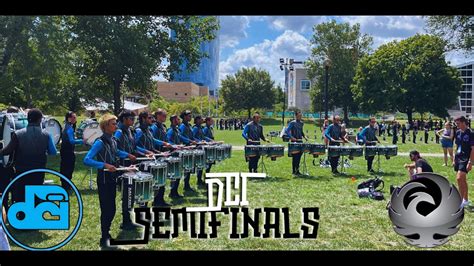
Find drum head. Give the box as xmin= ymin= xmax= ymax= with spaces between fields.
xmin=1 ymin=117 xmax=12 ymax=167
xmin=42 ymin=118 xmax=62 ymax=145
xmin=83 ymin=121 xmax=103 ymax=146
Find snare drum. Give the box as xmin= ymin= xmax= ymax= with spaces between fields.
xmin=258 ymin=145 xmax=271 ymax=157
xmin=288 ymin=142 xmax=304 ymax=157
xmin=77 ymin=120 xmax=102 ymax=146
xmin=165 ymin=157 xmax=183 ymax=179
xmin=178 ymin=150 xmax=195 ymax=173
xmin=339 ymin=146 xmax=351 ymax=156
xmin=193 ymin=149 xmax=206 ymax=169
xmin=244 ymin=145 xmax=259 ymax=158
xmin=379 ymin=145 xmax=398 ymax=158
xmin=203 ymin=145 xmax=216 ymax=163
xmin=215 ymin=145 xmax=225 ymax=161
xmin=42 ymin=117 xmax=62 ymax=145
xmin=140 ymin=161 xmax=168 ymax=188
xmin=133 ymin=172 xmax=153 ymax=203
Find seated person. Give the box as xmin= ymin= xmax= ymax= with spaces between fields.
xmin=403 ymin=150 xmax=433 ymax=180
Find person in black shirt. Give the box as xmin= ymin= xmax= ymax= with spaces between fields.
xmin=403 ymin=150 xmax=433 ymax=180
xmin=401 ymin=124 xmax=407 ymax=144
xmin=454 ymin=116 xmax=474 ymax=210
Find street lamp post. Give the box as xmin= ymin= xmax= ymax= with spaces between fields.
xmin=323 ymin=58 xmax=332 ymax=120
xmin=280 ymin=58 xmax=303 ymax=126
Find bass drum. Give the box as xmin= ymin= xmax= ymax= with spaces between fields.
xmin=42 ymin=117 xmax=62 ymax=145
xmin=77 ymin=120 xmax=102 ymax=146
xmin=0 ymin=116 xmax=13 ymax=167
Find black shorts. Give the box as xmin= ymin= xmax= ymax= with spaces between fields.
xmin=454 ymin=158 xmax=470 ymax=173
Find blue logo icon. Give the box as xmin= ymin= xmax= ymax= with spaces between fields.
xmin=8 ymin=185 xmax=70 ymax=230
xmin=0 ymin=169 xmax=83 ymax=251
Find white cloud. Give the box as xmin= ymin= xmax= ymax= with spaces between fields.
xmin=266 ymin=16 xmax=330 ymax=33
xmin=219 ymin=30 xmax=310 ymax=87
xmin=219 ymin=16 xmax=251 ymax=48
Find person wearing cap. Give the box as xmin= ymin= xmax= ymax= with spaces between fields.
xmin=177 ymin=110 xmax=198 ymax=193
xmin=403 ymin=150 xmax=433 ymax=180
xmin=0 ymin=108 xmax=57 ymax=203
xmin=453 ymin=116 xmax=474 ymax=211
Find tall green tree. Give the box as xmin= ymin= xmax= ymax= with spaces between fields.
xmin=425 ymin=16 xmax=474 ymax=52
xmin=351 ymin=34 xmax=463 ymax=123
xmin=68 ymin=16 xmax=219 ymax=115
xmin=220 ymin=67 xmax=275 ymax=118
xmin=306 ymin=20 xmax=373 ymax=125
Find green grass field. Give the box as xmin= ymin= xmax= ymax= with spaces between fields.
xmin=4 ymin=118 xmax=473 ymax=250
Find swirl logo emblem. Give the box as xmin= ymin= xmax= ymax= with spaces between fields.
xmin=388 ymin=173 xmax=464 ymax=248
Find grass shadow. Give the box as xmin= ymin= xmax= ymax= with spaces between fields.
xmin=7 ymin=228 xmax=51 ymax=247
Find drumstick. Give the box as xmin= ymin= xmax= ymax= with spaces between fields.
xmin=124 ymin=157 xmax=154 ymax=161
xmin=104 ymin=166 xmax=138 ymax=172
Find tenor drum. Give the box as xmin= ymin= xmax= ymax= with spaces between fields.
xmin=365 ymin=146 xmax=378 ymax=157
xmin=288 ymin=142 xmax=303 ymax=157
xmin=222 ymin=144 xmax=232 ymax=159
xmin=328 ymin=146 xmax=343 ymax=157
xmin=268 ymin=144 xmax=284 ymax=158
xmin=348 ymin=146 xmax=364 ymax=159
xmin=309 ymin=144 xmax=326 ymax=156
xmin=244 ymin=145 xmax=259 ymax=158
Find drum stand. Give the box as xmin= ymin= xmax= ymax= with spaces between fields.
xmin=376 ymin=153 xmax=384 ymax=174
xmin=80 ymin=167 xmax=95 ymax=190
xmin=301 ymin=152 xmax=309 ymax=176
xmin=258 ymin=156 xmax=269 ymax=176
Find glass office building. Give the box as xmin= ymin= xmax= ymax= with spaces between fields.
xmin=457 ymin=61 xmax=474 ymax=114
xmin=172 ymin=17 xmax=220 ymax=96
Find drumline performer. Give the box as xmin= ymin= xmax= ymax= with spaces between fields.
xmin=360 ymin=117 xmax=381 ymax=174
xmin=192 ymin=115 xmax=213 ymax=188
xmin=83 ymin=114 xmax=136 ymax=249
xmin=150 ymin=109 xmax=173 ymax=206
xmin=324 ymin=115 xmax=348 ymax=175
xmin=178 ymin=110 xmax=198 ymax=192
xmin=114 ymin=110 xmax=155 ymax=230
xmin=60 ymin=111 xmax=83 ymax=191
xmin=242 ymin=112 xmax=268 ymax=173
xmin=285 ymin=110 xmax=308 ymax=176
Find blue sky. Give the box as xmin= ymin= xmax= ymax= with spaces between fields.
xmin=218 ymin=16 xmax=474 ymax=87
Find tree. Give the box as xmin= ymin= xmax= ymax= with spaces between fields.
xmin=306 ymin=20 xmax=373 ymax=125
xmin=272 ymin=84 xmax=285 ymax=113
xmin=220 ymin=67 xmax=275 ymax=118
xmin=351 ymin=34 xmax=463 ymax=123
xmin=68 ymin=16 xmax=219 ymax=115
xmin=425 ymin=16 xmax=474 ymax=52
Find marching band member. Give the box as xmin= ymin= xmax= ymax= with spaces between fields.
xmin=150 ymin=108 xmax=172 ymax=206
xmin=324 ymin=115 xmax=347 ymax=175
xmin=0 ymin=109 xmax=57 ymax=203
xmin=135 ymin=111 xmax=171 ymax=153
xmin=115 ymin=110 xmax=154 ymax=230
xmin=192 ymin=115 xmax=213 ymax=188
xmin=453 ymin=116 xmax=474 ymax=211
xmin=360 ymin=117 xmax=381 ymax=174
xmin=242 ymin=112 xmax=267 ymax=173
xmin=286 ymin=111 xmax=307 ymax=176
xmin=178 ymin=110 xmax=198 ymax=192
xmin=166 ymin=114 xmax=191 ymax=198
xmin=60 ymin=111 xmax=83 ymax=191
xmin=83 ymin=114 xmax=136 ymax=250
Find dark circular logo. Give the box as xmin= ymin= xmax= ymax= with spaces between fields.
xmin=388 ymin=173 xmax=464 ymax=247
